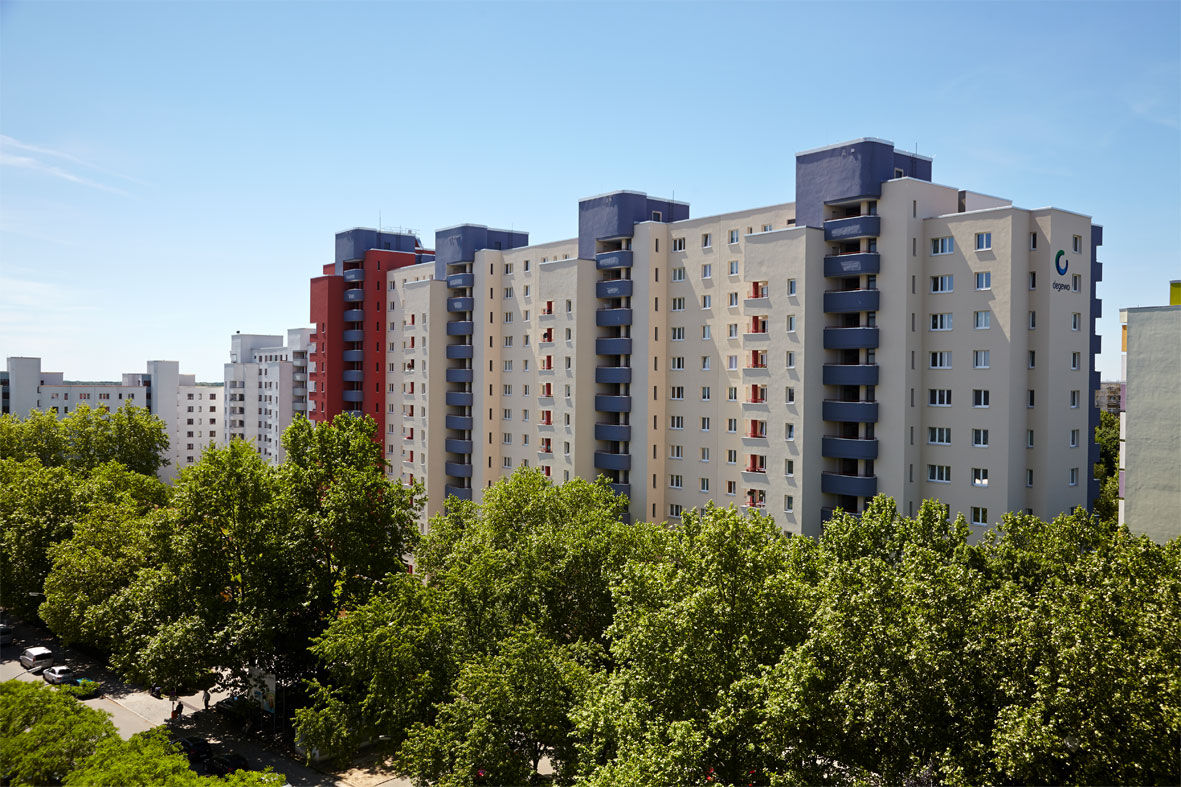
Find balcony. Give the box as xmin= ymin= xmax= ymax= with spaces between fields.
xmin=823 ymin=252 xmax=880 ymax=278
xmin=343 ymin=308 xmax=364 ymax=322
xmin=342 ymin=370 xmax=364 ymax=383
xmin=342 ymin=390 xmax=364 ymax=403
xmin=293 ymin=372 xmax=307 ymax=382
xmin=344 ymin=409 xmax=363 ymax=417
xmin=821 ymin=471 xmax=878 ymax=498
xmin=446 ymin=321 xmax=474 ymax=336
xmin=445 ymin=344 xmax=473 ymax=360
xmin=342 ymin=350 xmax=364 ymax=362
xmin=445 ymin=391 xmax=473 ymax=407
xmin=344 ymin=289 xmax=365 ymax=302
xmin=596 ymin=308 xmax=633 ymax=327
xmin=292 ymin=400 xmax=307 ymax=411
xmin=824 ymin=289 xmax=880 ymax=313
xmin=609 ymin=483 xmax=631 ymax=499
xmin=595 ymin=394 xmax=632 ymax=412
xmin=822 ymin=436 xmax=879 ymax=460
xmin=447 ymin=272 xmax=474 ymax=289
xmin=595 ymin=422 xmax=632 ymax=442
xmin=447 ymin=297 xmax=474 ymax=313
xmin=595 ymin=366 xmax=632 ymax=384
xmin=596 ymin=279 xmax=633 ymax=298
xmin=445 ymin=438 xmax=473 ymax=454
xmin=292 ymin=386 xmax=307 ymax=397
xmin=445 ymin=461 xmax=473 ymax=478
xmin=446 ymin=368 xmax=473 ymax=383
xmin=343 ymin=268 xmax=366 ymax=283
xmin=823 ymin=214 xmax=881 ymax=242
xmin=822 ymin=364 xmax=880 ymax=386
xmin=595 ymin=249 xmax=633 ymax=270
xmin=822 ymin=400 xmax=879 ymax=423
xmin=445 ymin=415 xmax=473 ymax=431
xmin=342 ymin=329 xmax=365 ymax=342
xmin=594 ymin=451 xmax=632 ymax=471
xmin=595 ymin=337 xmax=633 ymax=355
xmin=823 ymin=326 xmax=879 ymax=350
xmin=445 ymin=485 xmax=473 ymax=501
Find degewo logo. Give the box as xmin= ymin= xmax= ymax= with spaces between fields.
xmin=1055 ymin=249 xmax=1069 ymax=276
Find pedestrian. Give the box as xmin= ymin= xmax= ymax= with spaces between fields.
xmin=175 ymin=702 xmax=184 ymax=718
xmin=202 ymin=689 xmax=210 ymax=710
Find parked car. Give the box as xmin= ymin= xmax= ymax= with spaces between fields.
xmin=176 ymin=737 xmax=212 ymax=763
xmin=42 ymin=665 xmax=74 ymax=685
xmin=19 ymin=646 xmax=54 ymax=670
xmin=204 ymin=753 xmax=249 ymax=776
xmin=214 ymin=696 xmax=261 ymax=730
xmin=65 ymin=678 xmax=103 ymax=700
xmin=0 ymin=624 xmax=14 ymax=645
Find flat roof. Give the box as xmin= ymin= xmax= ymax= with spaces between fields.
xmin=795 ymin=137 xmax=934 ymax=162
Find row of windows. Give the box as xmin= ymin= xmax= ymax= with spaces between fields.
xmin=927 ymin=465 xmax=1081 ymax=489
xmin=928 ymin=311 xmax=1083 ymax=332
xmin=925 ymin=350 xmax=1083 ymax=371
xmin=932 ymin=232 xmax=1084 ymax=255
xmin=927 ymin=426 xmax=1084 ymax=448
xmin=928 ymin=388 xmax=1083 ymax=408
xmin=929 ymin=272 xmax=1083 ymax=293
xmin=670 ymin=224 xmax=782 ymax=253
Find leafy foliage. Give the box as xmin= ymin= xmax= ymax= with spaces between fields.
xmin=0 ymin=403 xmax=170 ymax=476
xmin=0 ymin=679 xmax=118 ymax=786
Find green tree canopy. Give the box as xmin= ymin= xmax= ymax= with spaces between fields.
xmin=0 ymin=680 xmax=118 ymax=786
xmin=0 ymin=403 xmax=169 ymax=476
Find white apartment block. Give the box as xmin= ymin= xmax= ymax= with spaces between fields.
xmin=328 ymin=138 xmax=1103 ymax=536
xmin=2 ymin=356 xmax=222 ymax=482
xmin=223 ymin=329 xmax=311 ymax=463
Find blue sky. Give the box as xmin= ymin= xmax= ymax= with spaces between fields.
xmin=1 ymin=1 xmax=1177 ymax=382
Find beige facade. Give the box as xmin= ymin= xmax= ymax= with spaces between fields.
xmin=223 ymin=328 xmax=311 ymax=464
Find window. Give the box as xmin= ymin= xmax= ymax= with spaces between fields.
xmin=787 ymin=315 xmax=796 ymax=332
xmin=785 ymin=387 xmax=795 ymax=404
xmin=504 ymin=336 xmax=513 ymax=347
xmin=1030 ymin=232 xmax=1037 ymax=250
xmin=671 ymin=327 xmax=685 ymax=341
xmin=972 ymin=428 xmax=989 ymax=447
xmin=672 ymin=237 xmax=686 ymax=252
xmin=723 ymin=418 xmax=736 ymax=434
xmin=700 ymin=417 xmax=710 ymax=431
xmin=786 ymin=351 xmax=795 ymax=369
xmin=785 ymin=423 xmax=795 ymax=441
xmin=701 ymin=356 xmax=710 ymax=371
xmin=1071 ymin=352 xmax=1080 ymax=370
xmin=701 ymin=294 xmax=712 ymax=308
xmin=504 ymin=312 xmax=513 ymax=323
xmin=671 ymin=356 xmax=685 ymax=370
xmin=728 ymin=355 xmax=738 ymax=370
xmin=728 ymin=386 xmax=738 ymax=401
xmin=973 ymin=350 xmax=990 ymax=369
xmin=1072 ymin=274 xmax=1081 ymax=292
xmin=503 ymin=384 xmax=513 ymax=396
xmin=670 ymin=444 xmax=683 ymax=459
xmin=701 ymin=386 xmax=711 ymax=401
xmin=1028 ymin=390 xmax=1036 ymax=408
xmin=927 ymin=464 xmax=951 ymax=483
xmin=566 ymin=299 xmax=573 ymax=313
xmin=670 ymin=386 xmax=684 ymax=400
xmin=931 ymin=236 xmax=955 ymax=255
xmin=975 ymin=232 xmax=992 ymax=251
xmin=699 ymin=477 xmax=710 ymax=493
xmin=701 ymin=233 xmax=712 ymax=248
xmin=700 ymin=447 xmax=710 ymax=462
xmin=726 ymin=480 xmax=737 ymax=495
xmin=701 ymin=264 xmax=712 ymax=279
xmin=672 ymin=297 xmax=685 ymax=311
xmin=728 ymin=323 xmax=738 ymax=338
xmin=672 ymin=267 xmax=686 ymax=282
xmin=1028 ymin=351 xmax=1036 ymax=368
xmin=1027 ymin=430 xmax=1035 ymax=448
xmin=503 ymin=360 xmax=513 ymax=372
xmin=929 ymin=389 xmax=952 ymax=407
xmin=504 ymin=287 xmax=513 ymax=299
xmin=503 ymin=408 xmax=512 ymax=420
xmin=928 ymin=427 xmax=951 ymax=445
xmin=729 ymin=229 xmax=739 ymax=244
xmin=762 ymin=223 xmax=772 ymax=232
xmin=788 ymin=279 xmax=797 ymax=296
xmin=1028 ymin=311 xmax=1037 ymax=330
xmin=930 ymin=313 xmax=953 ymax=331
xmin=930 ymin=275 xmax=953 ymax=293
xmin=1069 ymin=467 xmax=1079 ymax=486
xmin=970 ymin=507 xmax=988 ymax=526
xmin=1026 ymin=469 xmax=1034 ymax=487
xmin=929 ymin=351 xmax=952 ymax=369
xmin=1072 ymin=312 xmax=1081 ymax=331
xmin=729 ymin=260 xmax=739 ymax=275
xmin=728 ymin=292 xmax=739 ymax=307
xmin=503 ymin=433 xmax=512 ymax=444
xmin=670 ymin=416 xmax=684 ymax=430
xmin=974 ymin=310 xmax=991 ymax=329
xmin=1073 ymin=234 xmax=1082 ymax=253
xmin=669 ymin=504 xmax=683 ymax=517
xmin=1070 ymin=390 xmax=1080 ymax=408
xmin=785 ymin=459 xmax=794 ymax=476
xmin=973 ymin=389 xmax=990 ymax=408
xmin=670 ymin=474 xmax=683 ymax=489
xmin=1029 ymin=271 xmax=1037 ymax=290
xmin=784 ymin=495 xmax=794 ymax=514
xmin=975 ymin=271 xmax=991 ymax=290
xmin=972 ymin=468 xmax=989 ymax=487
xmin=1070 ymin=429 xmax=1080 ymax=447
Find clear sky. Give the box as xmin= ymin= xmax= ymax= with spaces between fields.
xmin=1 ymin=1 xmax=1177 ymax=382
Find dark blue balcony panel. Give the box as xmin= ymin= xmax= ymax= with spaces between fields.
xmin=445 ymin=391 xmax=473 ymax=407
xmin=594 ymin=451 xmax=632 ymax=471
xmin=596 ymin=278 xmax=634 ymax=298
xmin=445 ymin=461 xmax=473 ymax=478
xmin=342 ymin=268 xmax=366 ymax=283
xmin=594 ymin=422 xmax=632 ymax=442
xmin=445 ymin=485 xmax=473 ymax=501
xmin=342 ymin=390 xmax=364 ymax=403
xmin=595 ymin=366 xmax=632 ymax=384
xmin=823 ymin=252 xmax=881 ymax=278
xmin=823 ymin=214 xmax=881 ymax=242
xmin=344 ymin=289 xmax=365 ymax=302
xmin=342 ymin=309 xmax=364 ymax=322
xmin=595 ymin=249 xmax=634 ymax=270
xmin=445 ymin=344 xmax=473 ymax=359
xmin=446 ymin=321 xmax=474 ymax=336
xmin=342 ymin=370 xmax=364 ymax=383
xmin=822 ymin=364 xmax=880 ymax=386
xmin=595 ymin=337 xmax=633 ymax=355
xmin=343 ymin=409 xmax=363 ymax=418
xmin=445 ymin=415 xmax=473 ymax=431
xmin=821 ymin=472 xmax=878 ymax=498
xmin=595 ymin=394 xmax=632 ymax=412
xmin=447 ymin=297 xmax=474 ymax=313
xmin=446 ymin=368 xmax=474 ymax=383
xmin=609 ymin=483 xmax=631 ymax=499
xmin=342 ymin=329 xmax=365 ymax=342
xmin=822 ymin=437 xmax=879 ymax=461
xmin=822 ymin=400 xmax=879 ymax=423
xmin=446 ymin=272 xmax=474 ymax=289
xmin=596 ymin=308 xmax=633 ymax=327
xmin=823 ymin=289 xmax=881 ymax=313
xmin=823 ymin=327 xmax=879 ymax=350
xmin=445 ymin=438 xmax=473 ymax=455
xmin=342 ymin=349 xmax=364 ymax=362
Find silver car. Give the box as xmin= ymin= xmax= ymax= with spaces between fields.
xmin=43 ymin=665 xmax=74 ymax=684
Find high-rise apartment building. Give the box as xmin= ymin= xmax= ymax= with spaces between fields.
xmin=308 ymin=229 xmax=434 ymax=459
xmin=2 ymin=357 xmax=221 ymax=481
xmin=223 ymin=328 xmax=312 ymax=463
xmin=315 ymin=138 xmax=1103 ymax=536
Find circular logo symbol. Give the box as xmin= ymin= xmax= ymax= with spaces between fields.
xmin=1055 ymin=250 xmax=1069 ymax=276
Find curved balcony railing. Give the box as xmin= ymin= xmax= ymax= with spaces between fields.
xmin=822 ymin=400 xmax=879 ymax=422
xmin=821 ymin=472 xmax=878 ymax=498
xmin=822 ymin=364 xmax=879 ymax=386
xmin=823 ymin=289 xmax=880 ymax=313
xmin=823 ymin=252 xmax=880 ymax=278
xmin=821 ymin=436 xmax=879 ymax=460
xmin=823 ymin=214 xmax=881 ymax=242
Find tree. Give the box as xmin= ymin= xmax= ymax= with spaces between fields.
xmin=1093 ymin=409 xmax=1119 ymax=482
xmin=0 ymin=680 xmax=117 ymax=786
xmin=0 ymin=404 xmax=169 ymax=476
xmin=0 ymin=458 xmax=81 ymax=616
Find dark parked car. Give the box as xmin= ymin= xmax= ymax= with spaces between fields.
xmin=176 ymin=736 xmax=212 ymax=763
xmin=214 ymin=696 xmax=261 ymax=730
xmin=204 ymin=753 xmax=249 ymax=776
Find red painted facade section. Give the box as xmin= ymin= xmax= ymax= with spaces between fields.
xmin=309 ymin=275 xmax=345 ymax=424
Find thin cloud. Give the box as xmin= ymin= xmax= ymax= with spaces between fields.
xmin=0 ymin=134 xmax=148 ymax=186
xmin=0 ymin=151 xmax=131 ymax=196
